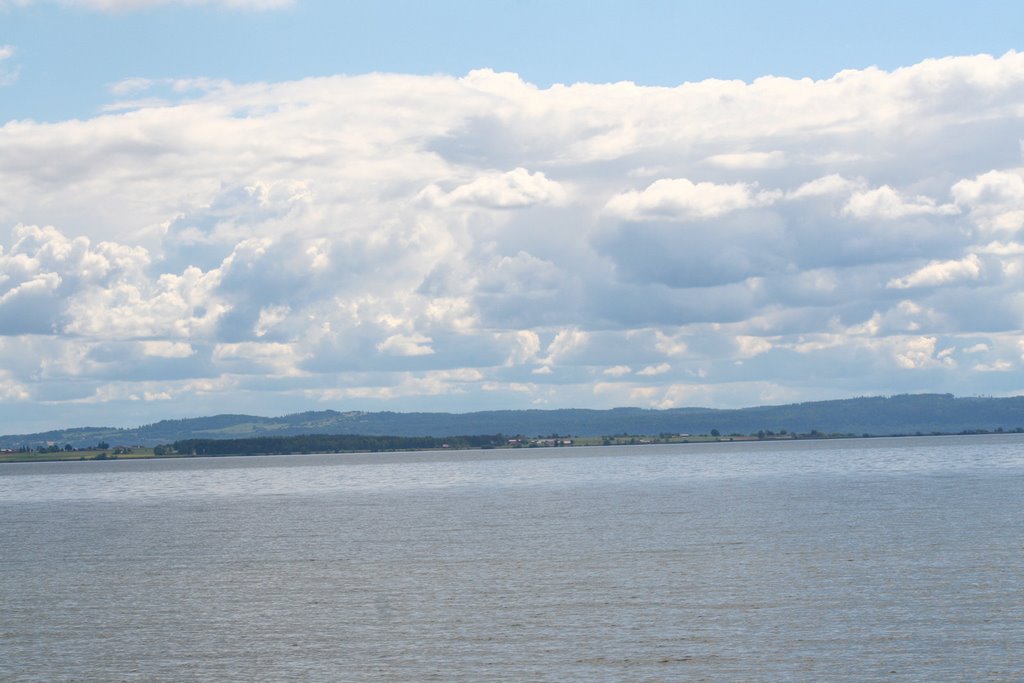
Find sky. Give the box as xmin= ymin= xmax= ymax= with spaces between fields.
xmin=2 ymin=1 xmax=1024 ymax=432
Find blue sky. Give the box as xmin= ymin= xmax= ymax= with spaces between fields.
xmin=2 ymin=1 xmax=1024 ymax=431
xmin=5 ymin=1 xmax=1024 ymax=121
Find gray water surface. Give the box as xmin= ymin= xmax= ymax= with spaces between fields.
xmin=2 ymin=435 xmax=1022 ymax=681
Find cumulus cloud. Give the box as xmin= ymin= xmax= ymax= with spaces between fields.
xmin=539 ymin=329 xmax=589 ymax=367
xmin=139 ymin=341 xmax=194 ymax=358
xmin=377 ymin=334 xmax=435 ymax=357
xmin=0 ymin=223 xmax=230 ymax=340
xmin=605 ymin=178 xmax=781 ymax=221
xmin=5 ymin=53 xmax=1024 ymax=422
xmin=653 ymin=331 xmax=688 ymax=357
xmin=843 ymin=185 xmax=959 ymax=220
xmin=887 ymin=254 xmax=983 ymax=289
xmin=952 ymin=170 xmax=1024 ymax=233
xmin=735 ymin=336 xmax=773 ymax=359
xmin=786 ymin=174 xmax=861 ymax=200
xmin=891 ymin=336 xmax=956 ymax=370
xmin=637 ymin=363 xmax=670 ymax=376
xmin=0 ymin=372 xmax=30 ymax=400
xmin=421 ymin=168 xmax=567 ymax=209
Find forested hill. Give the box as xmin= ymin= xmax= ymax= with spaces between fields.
xmin=3 ymin=393 xmax=1024 ymax=449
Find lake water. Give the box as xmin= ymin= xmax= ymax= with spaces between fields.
xmin=2 ymin=435 xmax=1022 ymax=681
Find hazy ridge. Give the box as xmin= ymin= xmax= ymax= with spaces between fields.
xmin=3 ymin=393 xmax=1023 ymax=449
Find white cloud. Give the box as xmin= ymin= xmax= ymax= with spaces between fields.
xmin=5 ymin=53 xmax=1024 ymax=420
xmin=377 ymin=333 xmax=435 ymax=357
xmin=498 ymin=330 xmax=541 ymax=365
xmin=139 ymin=341 xmax=194 ymax=358
xmin=735 ymin=336 xmax=773 ymax=359
xmin=540 ymin=329 xmax=589 ymax=366
xmin=482 ymin=381 xmax=536 ymax=394
xmin=973 ymin=360 xmax=1014 ymax=372
xmin=421 ymin=168 xmax=567 ymax=209
xmin=891 ymin=337 xmax=956 ymax=370
xmin=605 ymin=178 xmax=781 ymax=221
xmin=212 ymin=341 xmax=307 ymax=376
xmin=786 ymin=173 xmax=860 ymax=200
xmin=653 ymin=331 xmax=688 ymax=357
xmin=843 ymin=185 xmax=958 ymax=220
xmin=637 ymin=363 xmax=670 ymax=376
xmin=0 ymin=224 xmax=227 ymax=338
xmin=309 ymin=369 xmax=485 ymax=402
xmin=887 ymin=254 xmax=982 ymax=289
xmin=952 ymin=170 xmax=1024 ymax=233
xmin=0 ymin=371 xmax=30 ymax=400
xmin=63 ymin=264 xmax=227 ymax=339
xmin=254 ymin=305 xmax=290 ymax=337
xmin=107 ymin=77 xmax=156 ymax=97
xmin=704 ymin=151 xmax=786 ymax=169
xmin=975 ymin=240 xmax=1024 ymax=255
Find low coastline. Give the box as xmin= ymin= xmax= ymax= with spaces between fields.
xmin=2 ymin=428 xmax=1017 ymax=464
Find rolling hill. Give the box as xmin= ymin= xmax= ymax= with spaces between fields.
xmin=3 ymin=393 xmax=1023 ymax=449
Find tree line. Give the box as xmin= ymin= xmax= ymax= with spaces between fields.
xmin=155 ymin=433 xmax=512 ymax=457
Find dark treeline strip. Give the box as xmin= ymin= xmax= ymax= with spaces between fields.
xmin=160 ymin=433 xmax=510 ymax=456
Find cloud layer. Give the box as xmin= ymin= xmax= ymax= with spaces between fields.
xmin=4 ymin=53 xmax=1024 ymax=427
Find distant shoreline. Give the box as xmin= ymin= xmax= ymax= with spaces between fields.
xmin=5 ymin=395 xmax=1024 ymax=456
xmin=3 ymin=429 xmax=1020 ymax=465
